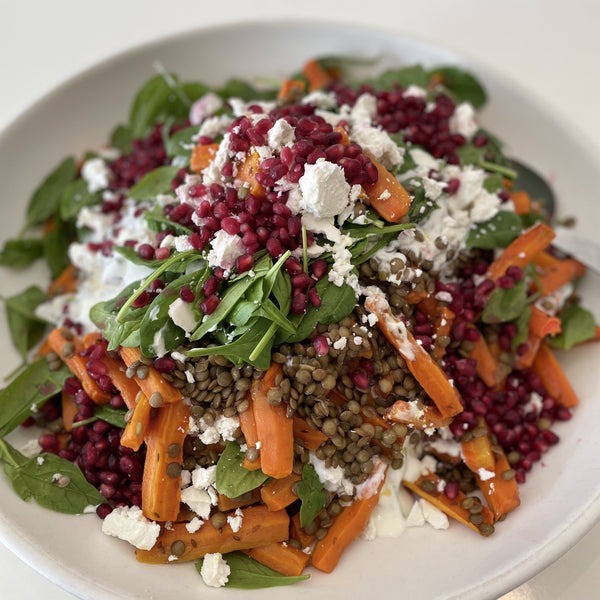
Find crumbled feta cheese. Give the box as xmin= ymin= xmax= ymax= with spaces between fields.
xmin=197 ymin=114 xmax=232 ymax=139
xmin=168 ymin=298 xmax=197 ymax=335
xmin=81 ymin=157 xmax=111 ymax=193
xmin=214 ymin=414 xmax=240 ymax=442
xmin=449 ymin=102 xmax=478 ymax=139
xmin=200 ymin=553 xmax=230 ymax=588
xmin=333 ymin=337 xmax=347 ymax=350
xmin=101 ymin=506 xmax=160 ymax=550
xmin=350 ymin=124 xmax=403 ymax=169
xmin=180 ymin=487 xmax=213 ymax=519
xmin=189 ymin=92 xmax=224 ymax=126
xmin=302 ymin=90 xmax=338 ymax=109
xmin=419 ymin=498 xmax=449 ymax=530
xmin=309 ymin=452 xmax=354 ymax=497
xmin=299 ymin=159 xmax=351 ymax=218
xmin=268 ymin=118 xmax=295 ymax=152
xmin=21 ymin=439 xmax=42 ymax=458
xmin=207 ymin=230 xmax=245 ymax=270
xmin=406 ymin=500 xmax=426 ymax=527
xmin=227 ymin=508 xmax=244 ymax=533
xmin=477 ymin=468 xmax=495 ymax=482
xmin=191 ymin=465 xmax=217 ymax=489
xmin=350 ymin=93 xmax=377 ymax=124
xmin=185 ymin=517 xmax=204 ymax=533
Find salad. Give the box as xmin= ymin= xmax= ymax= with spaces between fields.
xmin=0 ymin=56 xmax=597 ymax=589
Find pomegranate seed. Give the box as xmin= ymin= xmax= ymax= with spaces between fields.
xmin=200 ymin=294 xmax=221 ymax=315
xmin=444 ymin=480 xmax=460 ymax=500
xmin=154 ymin=357 xmax=176 ymax=372
xmin=308 ymin=287 xmax=321 ymax=307
xmin=131 ymin=292 xmax=150 ymax=308
xmin=313 ymin=335 xmax=329 ymax=356
xmin=311 ymin=259 xmax=328 ymax=280
xmin=350 ymin=370 xmax=369 ymax=389
xmin=291 ymin=292 xmax=308 ymax=314
xmin=235 ymin=253 xmax=255 ymax=273
xmin=155 ymin=247 xmax=170 ymax=260
xmin=137 ymin=244 xmax=155 ymax=260
xmin=179 ymin=285 xmax=195 ymax=302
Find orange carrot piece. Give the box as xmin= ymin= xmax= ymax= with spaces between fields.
xmin=217 ymin=488 xmax=261 ymax=512
xmin=47 ymin=264 xmax=78 ymax=295
xmin=531 ymin=342 xmax=578 ymax=407
xmin=362 ymin=153 xmax=412 ymax=223
xmin=277 ymin=79 xmax=306 ymax=102
xmin=365 ymin=295 xmax=463 ymax=419
xmin=141 ymin=399 xmax=190 ymax=522
xmin=252 ymin=363 xmax=294 ymax=479
xmin=260 ymin=472 xmax=301 ymax=511
xmin=190 ymin=143 xmax=220 ymax=174
xmin=385 ymin=401 xmax=453 ymax=430
xmin=529 ymin=305 xmax=561 ymax=338
xmin=302 ymin=59 xmax=332 ymax=91
xmin=461 ymin=429 xmax=496 ymax=473
xmin=120 ymin=391 xmax=151 ymax=451
xmin=510 ymin=190 xmax=532 ymax=215
xmin=432 ymin=305 xmax=455 ymax=360
xmin=47 ymin=327 xmax=111 ymax=405
xmin=244 ymin=541 xmax=310 ymax=577
xmin=468 ymin=332 xmax=505 ymax=389
xmin=61 ymin=391 xmax=78 ymax=433
xmin=239 ymin=399 xmax=262 ymax=471
xmin=477 ymin=451 xmax=520 ymax=520
xmin=236 ymin=150 xmax=266 ymax=199
xmin=119 ymin=346 xmax=183 ymax=405
xmin=136 ymin=506 xmax=290 ymax=563
xmin=293 ymin=416 xmax=328 ymax=450
xmin=290 ymin=512 xmax=316 ymax=548
xmin=404 ymin=288 xmax=429 ymax=305
xmin=311 ymin=460 xmax=387 ymax=573
xmin=101 ymin=353 xmax=140 ymax=410
xmin=487 ymin=222 xmax=555 ymax=282
xmin=534 ymin=252 xmax=587 ymax=295
xmin=514 ymin=333 xmax=542 ymax=370
xmin=403 ymin=473 xmax=495 ymax=536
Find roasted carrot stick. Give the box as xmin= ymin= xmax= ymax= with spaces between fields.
xmin=260 ymin=472 xmax=301 ymax=511
xmin=190 ymin=143 xmax=220 ymax=174
xmin=533 ymin=252 xmax=586 ymax=295
xmin=311 ymin=459 xmax=387 ymax=573
xmin=476 ymin=451 xmax=520 ymax=520
xmin=47 ymin=327 xmax=111 ymax=404
xmin=531 ymin=342 xmax=578 ymax=407
xmin=120 ymin=391 xmax=151 ymax=452
xmin=236 ymin=150 xmax=266 ymax=199
xmin=514 ymin=333 xmax=542 ymax=370
xmin=510 ymin=190 xmax=532 ymax=215
xmin=432 ymin=305 xmax=455 ymax=360
xmin=290 ymin=512 xmax=316 ymax=549
xmin=61 ymin=391 xmax=78 ymax=433
xmin=468 ymin=332 xmax=505 ymax=389
xmin=135 ymin=505 xmax=289 ymax=563
xmin=385 ymin=401 xmax=453 ymax=430
xmin=252 ymin=363 xmax=294 ymax=479
xmin=119 ymin=346 xmax=183 ymax=405
xmin=365 ymin=295 xmax=463 ymax=419
xmin=403 ymin=473 xmax=495 ymax=536
xmin=277 ymin=79 xmax=306 ymax=102
xmin=239 ymin=397 xmax=262 ymax=471
xmin=487 ymin=222 xmax=555 ymax=282
xmin=302 ymin=59 xmax=333 ymax=91
xmin=47 ymin=264 xmax=78 ymax=295
xmin=529 ymin=305 xmax=561 ymax=338
xmin=244 ymin=541 xmax=310 ymax=576
xmin=461 ymin=431 xmax=496 ymax=473
xmin=362 ymin=152 xmax=412 ymax=223
xmin=141 ymin=398 xmax=190 ymax=522
xmin=293 ymin=416 xmax=328 ymax=450
xmin=217 ymin=488 xmax=261 ymax=512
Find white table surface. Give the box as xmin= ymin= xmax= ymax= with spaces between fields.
xmin=1 ymin=0 xmax=600 ymax=598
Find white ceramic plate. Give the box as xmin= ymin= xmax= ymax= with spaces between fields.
xmin=1 ymin=20 xmax=599 ymax=600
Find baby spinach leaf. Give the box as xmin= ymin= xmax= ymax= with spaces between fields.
xmin=0 ymin=238 xmax=44 ymax=269
xmin=43 ymin=217 xmax=76 ymax=279
xmin=217 ymin=79 xmax=277 ymax=102
xmin=0 ymin=439 xmax=104 ymax=513
xmin=59 ymin=179 xmax=102 ymax=221
xmin=143 ymin=204 xmax=193 ymax=235
xmin=109 ymin=124 xmax=133 ymax=154
xmin=196 ymin=552 xmax=309 ymax=589
xmin=113 ymin=245 xmax=198 ymax=272
xmin=215 ymin=442 xmax=269 ymax=499
xmin=73 ymin=404 xmax=127 ymax=430
xmin=548 ymin=305 xmax=597 ymax=350
xmin=406 ymin=184 xmax=439 ymax=223
xmin=127 ymin=165 xmax=180 ymax=201
xmin=466 ymin=211 xmax=522 ymax=249
xmin=511 ymin=305 xmax=532 ymax=352
xmin=427 ymin=66 xmax=487 ymax=108
xmin=481 ymin=279 xmax=528 ymax=324
xmin=297 ymin=463 xmax=326 ymax=528
xmin=165 ymin=126 xmax=200 ymax=159
xmin=25 ymin=157 xmax=77 ymax=230
xmin=0 ymin=359 xmax=70 ymax=437
xmin=370 ymin=65 xmax=428 ymax=90
xmin=3 ymin=286 xmax=49 ymax=360
xmin=483 ymin=173 xmax=505 ymax=193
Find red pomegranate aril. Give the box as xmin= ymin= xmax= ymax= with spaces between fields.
xmin=308 ymin=287 xmax=322 ymax=307
xmin=291 ymin=273 xmax=313 ymax=289
xmin=39 ymin=433 xmax=59 ymax=453
xmin=506 ymin=265 xmax=524 ymax=281
xmin=556 ymin=407 xmax=572 ymax=421
xmin=313 ymin=334 xmax=329 ymax=356
xmin=200 ymin=294 xmax=221 ymax=315
xmin=444 ymin=480 xmax=460 ymax=500
xmin=284 ymin=257 xmax=303 ymax=275
xmin=266 ymin=238 xmax=283 ymax=258
xmin=311 ymin=259 xmax=328 ymax=280
xmin=137 ymin=244 xmax=155 ymax=260
xmin=179 ymin=285 xmax=195 ymax=303
xmin=110 ymin=394 xmax=125 ymax=408
xmin=291 ymin=292 xmax=308 ymax=314
xmin=236 ymin=253 xmax=255 ymax=273
xmin=497 ymin=275 xmax=515 ymax=289
xmin=96 ymin=503 xmax=113 ymax=519
xmin=221 ymin=217 xmax=240 ymax=235
xmin=350 ymin=370 xmax=370 ymax=389
xmin=445 ymin=178 xmax=460 ymax=195
xmin=132 ymin=291 xmax=150 ymax=308
xmin=213 ymin=202 xmax=229 ymax=220
xmin=155 ymin=247 xmax=170 ymax=260
xmin=154 ymin=356 xmax=176 ymax=373
xmin=325 ymin=144 xmax=346 ymax=162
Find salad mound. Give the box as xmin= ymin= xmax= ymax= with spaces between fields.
xmin=0 ymin=56 xmax=597 ymax=589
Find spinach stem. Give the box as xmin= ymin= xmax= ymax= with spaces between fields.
xmin=249 ymin=322 xmax=277 ymax=362
xmin=477 ymin=160 xmax=518 ymax=179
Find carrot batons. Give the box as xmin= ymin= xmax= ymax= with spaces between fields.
xmin=136 ymin=506 xmax=289 ymax=564
xmin=251 ymin=363 xmax=294 ymax=479
xmin=293 ymin=416 xmax=328 ymax=450
xmin=190 ymin=143 xmax=220 ymax=174
xmin=385 ymin=401 xmax=453 ymax=430
xmin=141 ymin=398 xmax=190 ymax=522
xmin=120 ymin=391 xmax=151 ymax=452
xmin=468 ymin=332 xmax=506 ymax=389
xmin=302 ymin=59 xmax=333 ymax=91
xmin=244 ymin=542 xmax=310 ymax=577
xmin=365 ymin=295 xmax=463 ymax=419
xmin=487 ymin=222 xmax=555 ymax=282
xmin=531 ymin=342 xmax=579 ymax=407
xmin=217 ymin=488 xmax=261 ymax=512
xmin=61 ymin=391 xmax=78 ymax=433
xmin=533 ymin=251 xmax=586 ymax=295
xmin=476 ymin=451 xmax=520 ymax=520
xmin=238 ymin=397 xmax=262 ymax=471
xmin=510 ymin=190 xmax=532 ymax=215
xmin=529 ymin=305 xmax=561 ymax=338
xmin=311 ymin=459 xmax=387 ymax=573
xmin=278 ymin=79 xmax=306 ymax=102
xmin=236 ymin=150 xmax=266 ymax=199
xmin=260 ymin=472 xmax=301 ymax=511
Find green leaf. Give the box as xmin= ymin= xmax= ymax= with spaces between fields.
xmin=3 ymin=286 xmax=49 ymax=360
xmin=109 ymin=124 xmax=133 ymax=154
xmin=548 ymin=305 xmax=597 ymax=350
xmin=0 ymin=358 xmax=70 ymax=437
xmin=73 ymin=404 xmax=127 ymax=430
xmin=25 ymin=157 xmax=77 ymax=230
xmin=370 ymin=65 xmax=428 ymax=90
xmin=481 ymin=279 xmax=528 ymax=324
xmin=165 ymin=126 xmax=200 ymax=159
xmin=483 ymin=173 xmax=505 ymax=193
xmin=127 ymin=165 xmax=180 ymax=201
xmin=0 ymin=439 xmax=104 ymax=513
xmin=511 ymin=305 xmax=532 ymax=352
xmin=113 ymin=245 xmax=199 ymax=272
xmin=215 ymin=441 xmax=269 ymax=499
xmin=297 ymin=463 xmax=326 ymax=528
xmin=0 ymin=238 xmax=44 ymax=269
xmin=428 ymin=66 xmax=487 ymax=108
xmin=466 ymin=211 xmax=522 ymax=249
xmin=196 ymin=552 xmax=309 ymax=589
xmin=217 ymin=79 xmax=277 ymax=102
xmin=59 ymin=179 xmax=102 ymax=221
xmin=43 ymin=217 xmax=76 ymax=279
xmin=406 ymin=184 xmax=439 ymax=223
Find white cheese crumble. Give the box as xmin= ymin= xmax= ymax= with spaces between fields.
xmin=268 ymin=118 xmax=295 ymax=152
xmin=189 ymin=92 xmax=224 ymax=126
xmin=81 ymin=157 xmax=111 ymax=193
xmin=298 ymin=159 xmax=351 ymax=218
xmin=207 ymin=230 xmax=245 ymax=270
xmin=180 ymin=487 xmax=213 ymax=519
xmin=308 ymin=452 xmax=354 ymax=497
xmin=200 ymin=553 xmax=231 ymax=588
xmin=350 ymin=124 xmax=404 ymax=169
xmin=101 ymin=506 xmax=160 ymax=550
xmin=167 ymin=298 xmax=197 ymax=335
xmin=185 ymin=516 xmax=204 ymax=534
xmin=449 ymin=102 xmax=478 ymax=139
xmin=227 ymin=508 xmax=244 ymax=533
